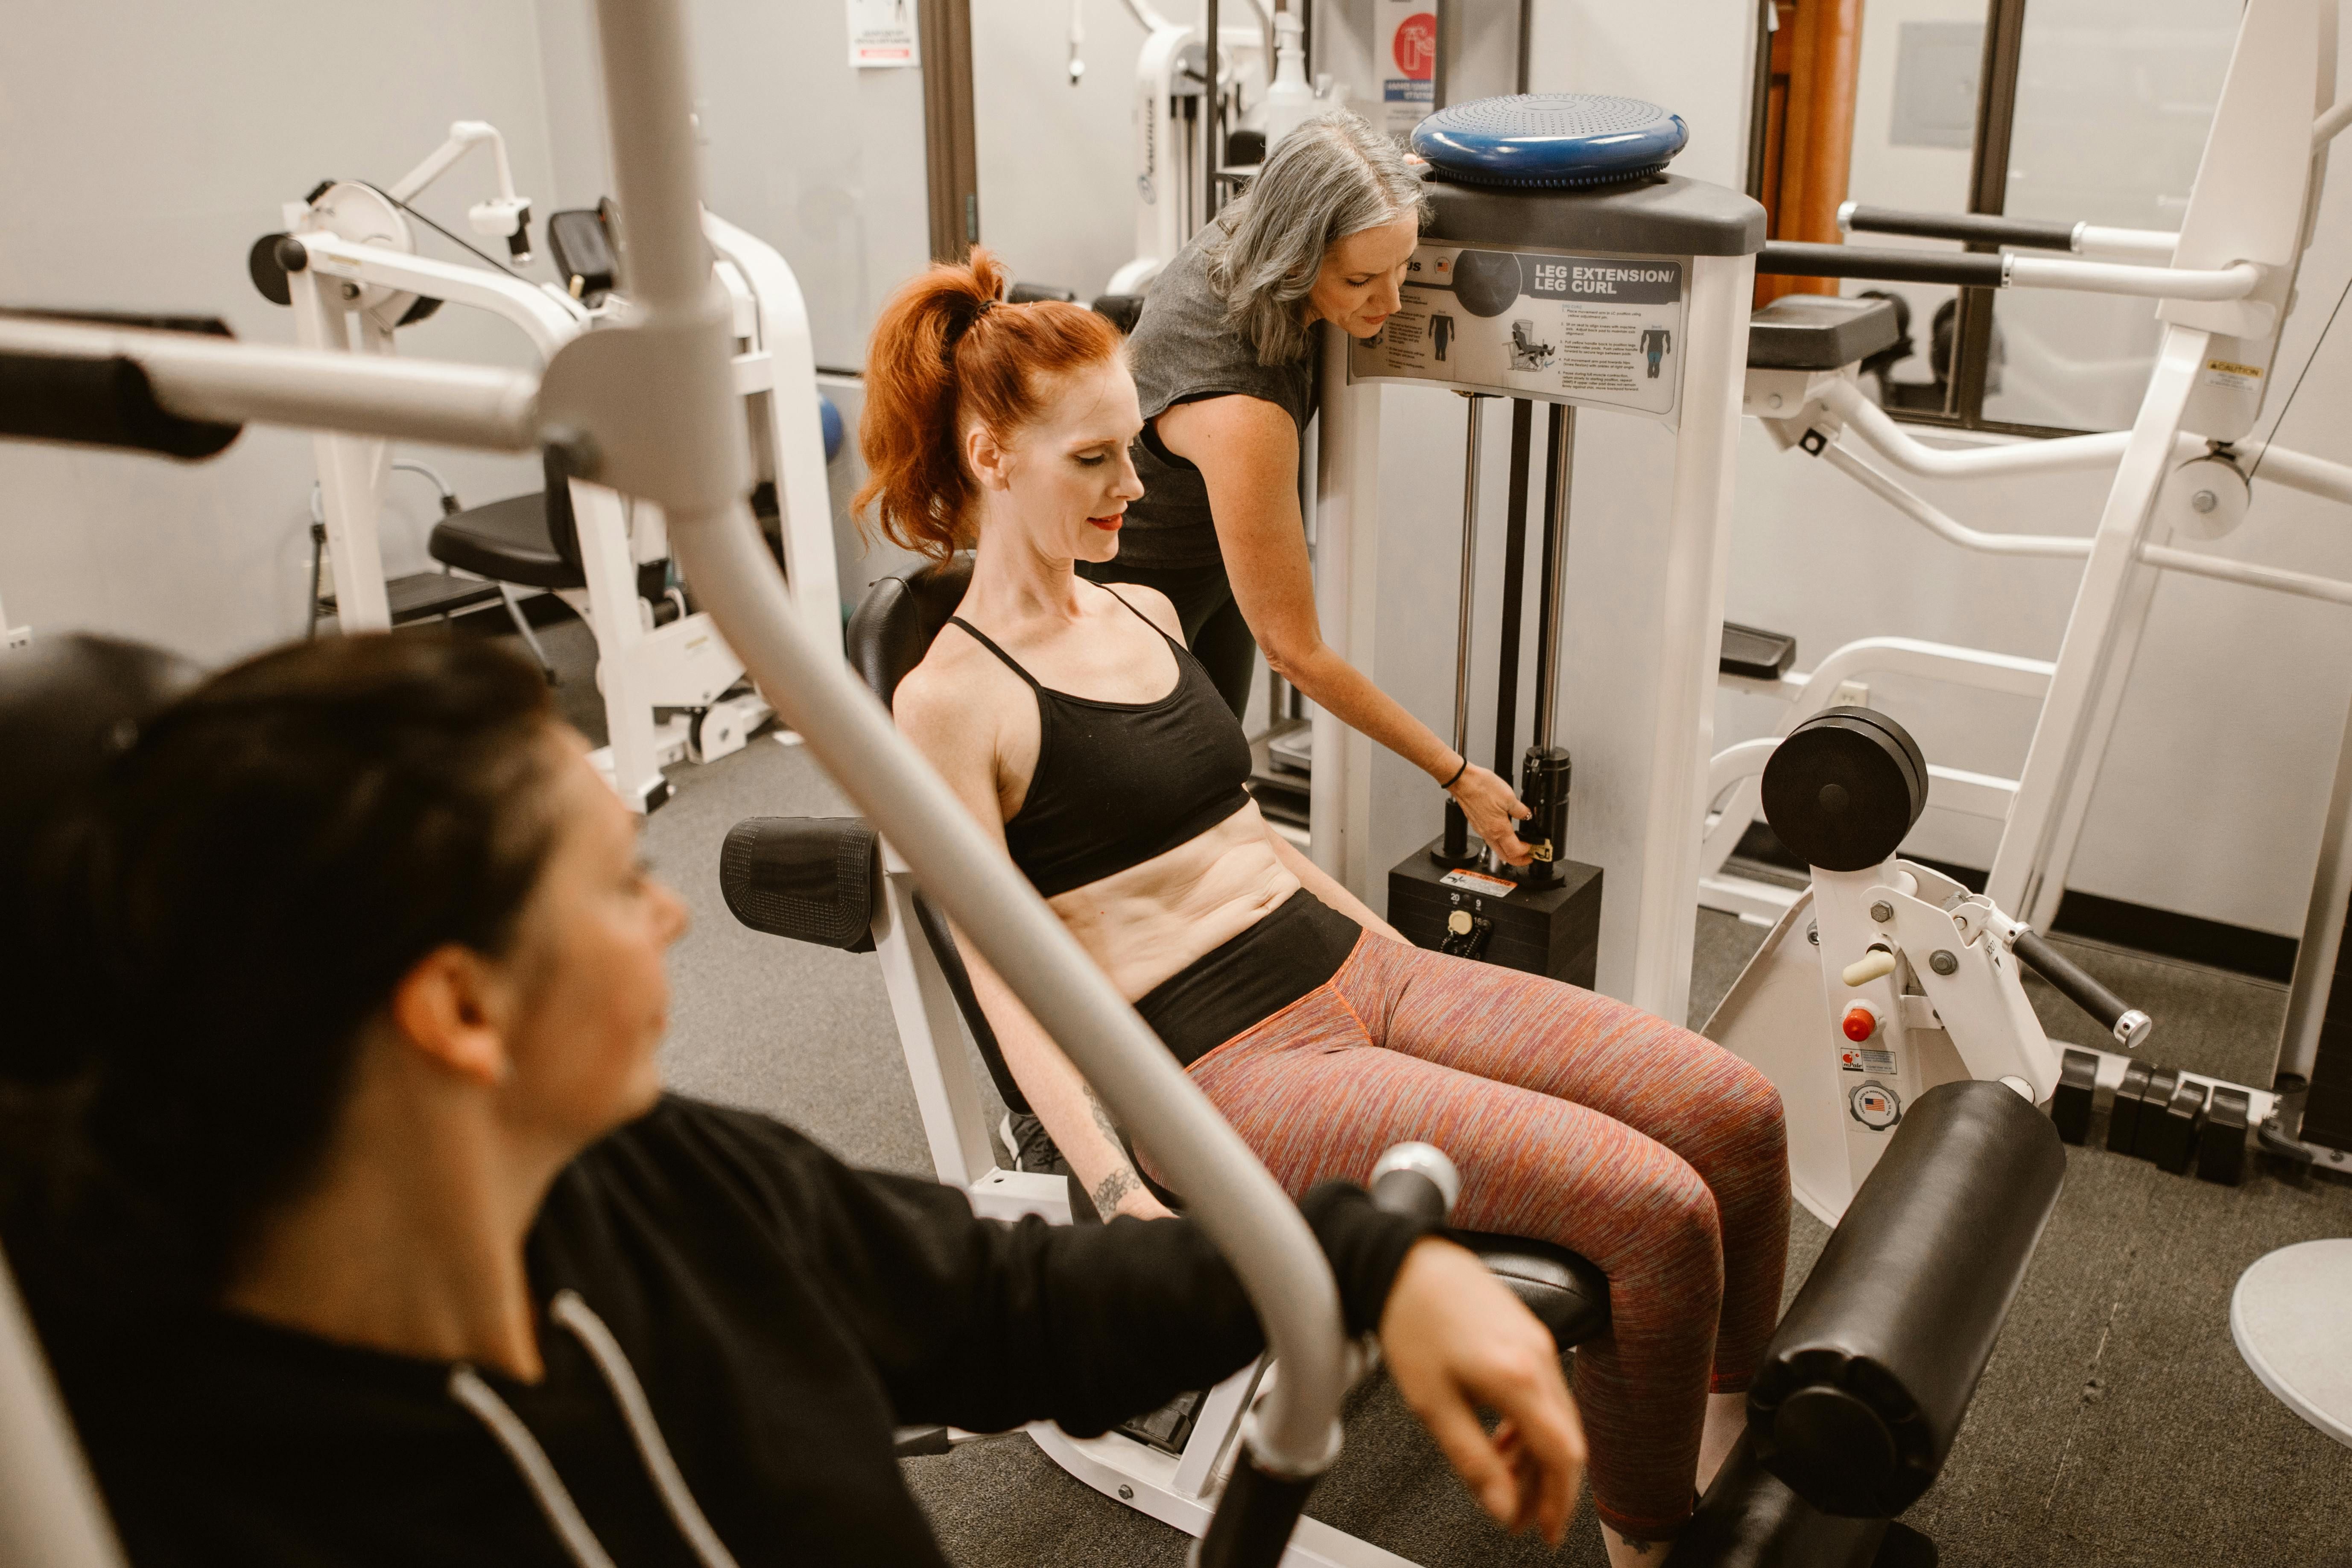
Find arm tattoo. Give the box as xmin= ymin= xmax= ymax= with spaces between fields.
xmin=1084 ymin=1085 xmax=1123 ymax=1148
xmin=1084 ymin=1086 xmax=1144 ymax=1217
xmin=1092 ymin=1168 xmax=1142 ymax=1217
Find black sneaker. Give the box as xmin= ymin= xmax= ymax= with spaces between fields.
xmin=1000 ymin=1111 xmax=1069 ymax=1175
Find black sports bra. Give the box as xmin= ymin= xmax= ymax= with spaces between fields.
xmin=949 ymin=589 xmax=1255 ymax=898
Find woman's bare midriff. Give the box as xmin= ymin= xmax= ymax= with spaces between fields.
xmin=1047 ymin=800 xmax=1301 ymax=1002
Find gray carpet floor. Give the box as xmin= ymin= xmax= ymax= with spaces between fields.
xmin=534 ymin=617 xmax=2352 ymax=1568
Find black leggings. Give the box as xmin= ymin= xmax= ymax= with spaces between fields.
xmin=1077 ymin=557 xmax=1256 ymax=720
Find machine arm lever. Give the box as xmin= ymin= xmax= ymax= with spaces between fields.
xmin=2011 ymin=930 xmax=2152 ymax=1050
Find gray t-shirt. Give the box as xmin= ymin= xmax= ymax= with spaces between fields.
xmin=1119 ymin=227 xmax=1318 ymax=570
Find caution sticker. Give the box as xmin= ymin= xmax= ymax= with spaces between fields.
xmin=1438 ymin=868 xmax=1516 ymax=897
xmin=2203 ymin=357 xmax=2266 ymax=394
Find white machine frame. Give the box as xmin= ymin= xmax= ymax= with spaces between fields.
xmin=1708 ymin=0 xmax=2352 ymax=938
xmin=1314 ymin=228 xmax=1759 ymax=1025
xmin=1106 ymin=0 xmax=1274 ymax=298
xmin=283 ymin=132 xmax=842 ymax=811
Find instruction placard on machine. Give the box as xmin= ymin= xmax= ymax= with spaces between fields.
xmin=1350 ymin=244 xmax=1686 ymax=418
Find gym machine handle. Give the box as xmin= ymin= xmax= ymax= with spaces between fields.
xmin=1196 ymin=1141 xmax=1453 ymax=1568
xmin=0 ymin=310 xmax=242 ymax=460
xmin=2011 ymin=929 xmax=2153 ymax=1050
xmin=1838 ymin=204 xmax=2079 ymax=254
xmin=1756 ymin=242 xmax=2007 ymax=289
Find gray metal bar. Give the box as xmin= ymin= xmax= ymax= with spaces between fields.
xmin=1533 ymin=403 xmax=1574 ymax=748
xmin=1451 ymin=394 xmax=1487 ymax=759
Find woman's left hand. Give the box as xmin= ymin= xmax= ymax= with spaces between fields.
xmin=1379 ymin=1237 xmax=1586 ymax=1546
xmin=1449 ymin=763 xmax=1534 ymax=866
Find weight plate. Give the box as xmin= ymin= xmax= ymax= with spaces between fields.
xmin=1760 ymin=705 xmax=1928 ymax=872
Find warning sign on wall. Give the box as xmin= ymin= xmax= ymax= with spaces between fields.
xmin=1350 ymin=243 xmax=1689 ymax=419
xmin=1380 ymin=0 xmax=1437 ymax=138
xmin=847 ymin=0 xmax=919 ymax=68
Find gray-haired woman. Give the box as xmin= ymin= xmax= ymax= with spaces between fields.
xmin=1080 ymin=109 xmax=1532 ymax=865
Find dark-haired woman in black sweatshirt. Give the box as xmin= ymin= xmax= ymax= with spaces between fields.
xmin=2 ymin=631 xmax=1584 ymax=1567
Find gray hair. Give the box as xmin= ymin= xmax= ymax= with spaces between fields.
xmin=1204 ymin=110 xmax=1429 ymax=366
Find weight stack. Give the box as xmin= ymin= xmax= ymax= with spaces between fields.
xmin=1388 ymin=840 xmax=1602 ymax=984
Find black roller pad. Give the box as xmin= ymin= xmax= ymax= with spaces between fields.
xmin=1759 ymin=707 xmax=1928 ymax=873
xmin=1747 ymin=1081 xmax=2065 ymax=1518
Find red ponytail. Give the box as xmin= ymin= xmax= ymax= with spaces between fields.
xmin=854 ymin=248 xmax=1125 ymax=560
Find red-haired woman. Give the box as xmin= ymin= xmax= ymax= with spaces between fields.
xmin=864 ymin=251 xmax=1791 ymax=1568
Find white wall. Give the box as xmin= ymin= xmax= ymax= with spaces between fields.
xmin=0 ymin=0 xmax=566 ymax=663
xmin=970 ymin=0 xmax=1146 ymax=299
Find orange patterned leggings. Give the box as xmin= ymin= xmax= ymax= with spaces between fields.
xmin=1147 ymin=930 xmax=1788 ymax=1540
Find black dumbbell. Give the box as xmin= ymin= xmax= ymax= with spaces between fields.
xmin=2107 ymin=1060 xmax=2153 ymax=1154
xmin=2197 ymin=1087 xmax=2250 ymax=1185
xmin=2051 ymin=1048 xmax=2099 ymax=1145
xmin=2147 ymin=1077 xmax=2206 ymax=1174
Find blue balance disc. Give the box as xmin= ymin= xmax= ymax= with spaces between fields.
xmin=1410 ymin=94 xmax=1689 ymax=189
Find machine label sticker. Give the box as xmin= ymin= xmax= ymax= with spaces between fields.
xmin=1353 ymin=244 xmax=1686 ymax=418
xmin=1838 ymin=1045 xmax=1897 ymax=1075
xmin=2203 ymin=357 xmax=2265 ymax=393
xmin=1439 ymin=868 xmax=1517 ymax=896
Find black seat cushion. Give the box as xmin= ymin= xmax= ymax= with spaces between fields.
xmin=1456 ymin=1231 xmax=1612 ymax=1350
xmin=1746 ymin=295 xmax=1901 ymax=372
xmin=429 ymin=493 xmax=584 ymax=593
xmin=846 ymin=558 xmax=973 ymax=707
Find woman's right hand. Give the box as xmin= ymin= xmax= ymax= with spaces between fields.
xmin=1380 ymin=1237 xmax=1586 ymax=1545
xmin=1449 ymin=762 xmax=1534 ymax=866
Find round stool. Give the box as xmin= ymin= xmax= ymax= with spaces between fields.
xmin=2231 ymin=1238 xmax=2352 ymax=1446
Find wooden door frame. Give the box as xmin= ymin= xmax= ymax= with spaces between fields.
xmin=918 ymin=0 xmax=979 ymax=263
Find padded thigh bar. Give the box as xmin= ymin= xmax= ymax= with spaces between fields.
xmin=1748 ymin=1081 xmax=2065 ymax=1518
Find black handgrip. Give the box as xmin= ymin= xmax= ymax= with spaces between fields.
xmin=0 ymin=350 xmax=239 ymax=460
xmin=1757 ymin=242 xmax=2007 ymax=288
xmin=1842 ymin=204 xmax=2080 ymax=253
xmin=1190 ymin=1450 xmax=1319 ymax=1568
xmin=2012 ymin=929 xmax=2152 ymax=1049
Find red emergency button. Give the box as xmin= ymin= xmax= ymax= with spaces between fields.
xmin=1842 ymin=1004 xmax=1879 ymax=1042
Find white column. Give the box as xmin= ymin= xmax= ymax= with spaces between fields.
xmin=1987 ymin=325 xmax=2210 ymax=925
xmin=1625 ymin=251 xmax=1753 ymax=1022
xmin=289 ymin=272 xmax=392 ymax=632
xmin=1312 ymin=324 xmax=1385 ymax=890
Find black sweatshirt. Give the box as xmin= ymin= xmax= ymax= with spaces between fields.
xmin=35 ymin=1096 xmax=1431 ymax=1568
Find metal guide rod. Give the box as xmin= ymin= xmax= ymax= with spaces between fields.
xmin=1492 ymin=400 xmax=1534 ymax=777
xmin=584 ymin=0 xmax=1348 ymax=1486
xmin=1757 ymin=241 xmax=2261 ymax=301
xmin=1204 ymin=0 xmax=1219 ymax=225
xmin=1532 ymin=403 xmax=1575 ymax=749
xmin=1450 ymin=394 xmax=1486 ymax=759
